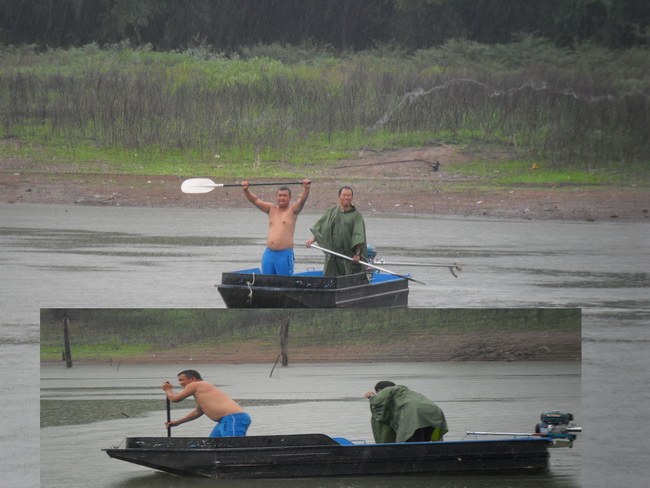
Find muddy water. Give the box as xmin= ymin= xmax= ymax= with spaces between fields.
xmin=1 ymin=203 xmax=649 ymax=487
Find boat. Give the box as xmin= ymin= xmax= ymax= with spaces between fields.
xmin=104 ymin=433 xmax=562 ymax=479
xmin=217 ymin=268 xmax=409 ymax=308
xmin=104 ymin=411 xmax=579 ymax=479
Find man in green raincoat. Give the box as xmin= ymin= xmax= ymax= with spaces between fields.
xmin=306 ymin=186 xmax=367 ymax=276
xmin=365 ymin=381 xmax=448 ymax=443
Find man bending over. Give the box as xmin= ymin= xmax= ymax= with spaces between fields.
xmin=162 ymin=369 xmax=251 ymax=437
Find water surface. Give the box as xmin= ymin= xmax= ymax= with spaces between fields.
xmin=0 ymin=203 xmax=648 ymax=487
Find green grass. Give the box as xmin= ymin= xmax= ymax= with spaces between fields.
xmin=40 ymin=344 xmax=154 ymax=361
xmin=6 ymin=135 xmax=648 ymax=188
xmin=3 ymin=42 xmax=648 ymax=179
xmin=3 ymin=134 xmax=363 ymax=177
xmin=446 ymin=159 xmax=649 ymax=186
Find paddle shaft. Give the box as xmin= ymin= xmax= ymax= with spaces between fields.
xmin=377 ymin=260 xmax=462 ymax=270
xmin=309 ymin=244 xmax=425 ymax=285
xmin=376 ymin=259 xmax=462 ymax=278
xmin=181 ymin=178 xmax=306 ymax=194
xmin=467 ymin=431 xmax=545 ymax=437
xmin=166 ymin=397 xmax=171 ymax=437
xmin=224 ymin=181 xmax=303 ymax=187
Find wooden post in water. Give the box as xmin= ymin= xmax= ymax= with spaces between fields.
xmin=63 ymin=315 xmax=72 ymax=368
xmin=280 ymin=318 xmax=290 ymax=366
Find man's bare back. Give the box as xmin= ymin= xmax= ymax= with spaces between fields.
xmin=163 ymin=372 xmax=245 ymax=425
xmin=183 ymin=380 xmax=245 ymax=421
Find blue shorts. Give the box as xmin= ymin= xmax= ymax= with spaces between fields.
xmin=261 ymin=248 xmax=294 ymax=275
xmin=209 ymin=412 xmax=252 ymax=438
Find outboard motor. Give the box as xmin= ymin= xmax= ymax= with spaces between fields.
xmin=535 ymin=411 xmax=581 ymax=447
xmin=535 ymin=411 xmax=574 ymax=434
xmin=366 ymin=246 xmax=377 ymax=264
xmin=365 ymin=246 xmax=378 ymax=280
xmin=465 ymin=411 xmax=581 ymax=448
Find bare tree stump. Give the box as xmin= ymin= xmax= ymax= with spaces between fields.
xmin=280 ymin=318 xmax=290 ymax=366
xmin=63 ymin=315 xmax=72 ymax=368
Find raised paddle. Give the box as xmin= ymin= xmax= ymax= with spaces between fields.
xmin=181 ymin=178 xmax=305 ymax=194
xmin=309 ymin=243 xmax=426 ymax=285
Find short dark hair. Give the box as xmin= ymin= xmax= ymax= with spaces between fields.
xmin=339 ymin=186 xmax=353 ymax=196
xmin=374 ymin=380 xmax=396 ymax=392
xmin=277 ymin=186 xmax=291 ymax=196
xmin=178 ymin=369 xmax=202 ymax=380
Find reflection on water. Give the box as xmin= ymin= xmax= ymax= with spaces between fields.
xmin=102 ymin=471 xmax=577 ymax=488
xmin=1 ymin=226 xmax=254 ymax=250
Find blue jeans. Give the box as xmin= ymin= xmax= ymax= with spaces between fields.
xmin=261 ymin=248 xmax=294 ymax=275
xmin=209 ymin=412 xmax=252 ymax=437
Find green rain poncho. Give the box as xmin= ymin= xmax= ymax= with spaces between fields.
xmin=368 ymin=385 xmax=448 ymax=443
xmin=310 ymin=205 xmax=367 ymax=276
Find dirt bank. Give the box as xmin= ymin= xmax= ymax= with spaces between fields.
xmin=2 ymin=146 xmax=648 ymax=222
xmin=42 ymin=327 xmax=581 ymax=366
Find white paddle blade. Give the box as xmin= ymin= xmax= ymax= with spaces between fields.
xmin=181 ymin=178 xmax=224 ymax=194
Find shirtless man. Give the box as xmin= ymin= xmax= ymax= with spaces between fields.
xmin=162 ymin=370 xmax=251 ymax=437
xmin=242 ymin=179 xmax=311 ymax=275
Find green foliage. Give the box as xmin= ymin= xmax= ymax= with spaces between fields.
xmin=238 ymin=41 xmax=337 ymax=64
xmin=1 ymin=1 xmax=647 ymax=51
xmin=1 ymin=40 xmax=648 ymax=179
xmin=40 ymin=344 xmax=152 ymax=361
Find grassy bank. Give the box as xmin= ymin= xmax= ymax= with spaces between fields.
xmin=40 ymin=308 xmax=581 ymax=363
xmin=2 ymin=40 xmax=648 ymax=186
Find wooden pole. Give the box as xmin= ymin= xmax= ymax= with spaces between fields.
xmin=280 ymin=318 xmax=290 ymax=366
xmin=63 ymin=315 xmax=72 ymax=368
xmin=166 ymin=398 xmax=172 ymax=437
xmin=269 ymin=354 xmax=282 ymax=377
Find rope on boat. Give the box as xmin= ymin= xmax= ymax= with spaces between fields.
xmin=110 ymin=438 xmax=127 ymax=449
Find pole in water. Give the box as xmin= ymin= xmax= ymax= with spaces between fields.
xmin=63 ymin=315 xmax=72 ymax=368
xmin=166 ymin=397 xmax=172 ymax=437
xmin=270 ymin=354 xmax=282 ymax=377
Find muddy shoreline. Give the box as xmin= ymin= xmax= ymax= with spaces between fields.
xmin=41 ymin=328 xmax=581 ymax=365
xmin=2 ymin=146 xmax=648 ymax=222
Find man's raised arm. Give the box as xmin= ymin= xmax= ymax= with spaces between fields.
xmin=292 ymin=179 xmax=312 ymax=214
xmin=242 ymin=181 xmax=274 ymax=213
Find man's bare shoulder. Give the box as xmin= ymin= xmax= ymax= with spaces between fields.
xmin=196 ymin=381 xmax=222 ymax=391
xmin=256 ymin=200 xmax=275 ymax=213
